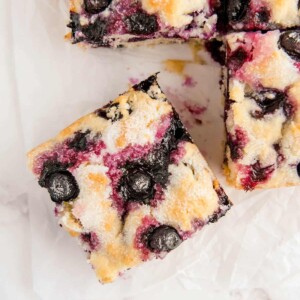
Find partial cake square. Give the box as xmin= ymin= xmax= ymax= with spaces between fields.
xmin=225 ymin=0 xmax=300 ymax=31
xmin=67 ymin=0 xmax=218 ymax=47
xmin=224 ymin=30 xmax=300 ymax=190
xmin=27 ymin=75 xmax=232 ymax=283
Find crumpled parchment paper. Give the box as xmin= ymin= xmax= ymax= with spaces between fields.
xmin=1 ymin=0 xmax=300 ymax=299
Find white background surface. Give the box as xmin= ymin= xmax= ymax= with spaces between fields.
xmin=1 ymin=0 xmax=300 ymax=299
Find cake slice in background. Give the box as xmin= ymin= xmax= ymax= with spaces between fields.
xmin=224 ymin=30 xmax=300 ymax=190
xmin=67 ymin=0 xmax=218 ymax=47
xmin=225 ymin=0 xmax=300 ymax=31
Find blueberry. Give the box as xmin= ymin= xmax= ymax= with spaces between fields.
xmin=133 ymin=75 xmax=158 ymax=93
xmin=81 ymin=232 xmax=99 ymax=251
xmin=84 ymin=0 xmax=112 ymax=14
xmin=128 ymin=170 xmax=153 ymax=196
xmin=81 ymin=18 xmax=107 ymax=44
xmin=248 ymin=89 xmax=287 ymax=118
xmin=214 ymin=186 xmax=231 ymax=207
xmin=46 ymin=171 xmax=79 ymax=203
xmin=68 ymin=131 xmax=90 ymax=152
xmin=164 ymin=110 xmax=192 ymax=149
xmin=227 ymin=128 xmax=248 ymax=161
xmin=297 ymin=163 xmax=300 ymax=177
xmin=209 ymin=213 xmax=219 ymax=223
xmin=39 ymin=162 xmax=68 ymax=188
xmin=228 ymin=47 xmax=248 ymax=72
xmin=227 ymin=0 xmax=250 ymax=23
xmin=67 ymin=12 xmax=81 ymax=41
xmin=205 ymin=39 xmax=226 ymax=66
xmin=126 ymin=12 xmax=158 ymax=35
xmin=96 ymin=102 xmax=132 ymax=122
xmin=257 ymin=8 xmax=270 ymax=23
xmin=227 ymin=136 xmax=240 ymax=161
xmin=214 ymin=0 xmax=228 ymax=32
xmin=249 ymin=161 xmax=274 ymax=183
xmin=119 ymin=167 xmax=154 ymax=204
xmin=147 ymin=225 xmax=182 ymax=252
xmin=279 ymin=31 xmax=300 ymax=61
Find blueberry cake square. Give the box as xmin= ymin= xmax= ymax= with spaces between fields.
xmin=27 ymin=75 xmax=232 ymax=283
xmin=67 ymin=0 xmax=218 ymax=47
xmin=224 ymin=30 xmax=300 ymax=190
xmin=225 ymin=0 xmax=300 ymax=31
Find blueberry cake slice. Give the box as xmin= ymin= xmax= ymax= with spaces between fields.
xmin=27 ymin=75 xmax=232 ymax=283
xmin=224 ymin=30 xmax=300 ymax=190
xmin=224 ymin=0 xmax=300 ymax=31
xmin=67 ymin=0 xmax=218 ymax=47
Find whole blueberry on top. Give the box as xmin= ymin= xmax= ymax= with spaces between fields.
xmin=119 ymin=167 xmax=154 ymax=204
xmin=84 ymin=0 xmax=112 ymax=14
xmin=128 ymin=170 xmax=153 ymax=196
xmin=126 ymin=12 xmax=158 ymax=35
xmin=46 ymin=171 xmax=79 ymax=203
xmin=147 ymin=225 xmax=182 ymax=252
xmin=227 ymin=0 xmax=250 ymax=23
xmin=297 ymin=163 xmax=300 ymax=177
xmin=279 ymin=31 xmax=300 ymax=61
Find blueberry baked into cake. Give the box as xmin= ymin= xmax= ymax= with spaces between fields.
xmin=27 ymin=75 xmax=232 ymax=283
xmin=67 ymin=0 xmax=218 ymax=47
xmin=224 ymin=30 xmax=300 ymax=190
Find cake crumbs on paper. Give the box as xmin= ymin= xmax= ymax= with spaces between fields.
xmin=183 ymin=100 xmax=207 ymax=117
xmin=182 ymin=76 xmax=197 ymax=87
xmin=129 ymin=77 xmax=140 ymax=85
xmin=162 ymin=41 xmax=206 ymax=79
xmin=188 ymin=40 xmax=206 ymax=65
xmin=164 ymin=87 xmax=208 ymax=129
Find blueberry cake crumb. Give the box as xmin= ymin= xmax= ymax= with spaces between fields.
xmin=27 ymin=74 xmax=232 ymax=283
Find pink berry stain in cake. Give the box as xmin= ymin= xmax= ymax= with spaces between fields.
xmin=106 ymin=0 xmax=141 ymax=35
xmin=104 ymin=143 xmax=153 ymax=214
xmin=134 ymin=216 xmax=160 ymax=261
xmin=150 ymin=184 xmax=165 ymax=207
xmin=227 ymin=126 xmax=249 ymax=161
xmin=240 ymin=161 xmax=275 ymax=190
xmin=155 ymin=113 xmax=172 ymax=140
xmin=231 ymin=32 xmax=283 ymax=86
xmin=32 ymin=138 xmax=106 ymax=176
xmin=170 ymin=141 xmax=187 ymax=165
xmin=179 ymin=218 xmax=206 ymax=240
xmin=81 ymin=232 xmax=100 ymax=251
xmin=182 ymin=76 xmax=197 ymax=88
xmin=104 ymin=113 xmax=172 ymax=215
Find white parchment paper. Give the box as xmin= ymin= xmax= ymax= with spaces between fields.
xmin=1 ymin=0 xmax=300 ymax=299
